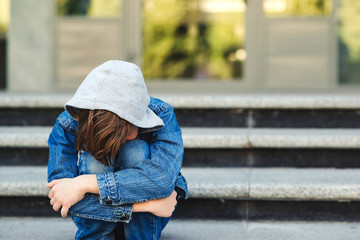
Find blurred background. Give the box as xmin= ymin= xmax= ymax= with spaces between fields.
xmin=0 ymin=0 xmax=359 ymax=93
xmin=2 ymin=2 xmax=360 ymax=238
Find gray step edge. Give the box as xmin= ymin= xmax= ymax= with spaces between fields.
xmin=0 ymin=218 xmax=245 ymax=240
xmin=2 ymin=218 xmax=360 ymax=240
xmin=1 ymin=166 xmax=360 ymax=201
xmin=2 ymin=127 xmax=360 ymax=149
xmin=2 ymin=92 xmax=360 ymax=109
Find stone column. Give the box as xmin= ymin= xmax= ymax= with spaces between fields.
xmin=8 ymin=0 xmax=55 ymax=92
xmin=122 ymin=0 xmax=142 ymax=67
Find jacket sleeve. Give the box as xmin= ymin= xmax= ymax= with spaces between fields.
xmin=47 ymin=111 xmax=79 ymax=182
xmin=47 ymin=111 xmax=133 ymax=223
xmin=96 ymin=99 xmax=184 ymax=206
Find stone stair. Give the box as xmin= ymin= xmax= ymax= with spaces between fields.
xmin=2 ymin=218 xmax=360 ymax=240
xmin=1 ymin=92 xmax=360 ymax=239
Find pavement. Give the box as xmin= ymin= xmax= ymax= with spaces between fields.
xmin=1 ymin=218 xmax=360 ymax=240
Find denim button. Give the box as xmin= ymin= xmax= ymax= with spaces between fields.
xmin=105 ymin=196 xmax=112 ymax=204
xmin=120 ymin=212 xmax=126 ymax=221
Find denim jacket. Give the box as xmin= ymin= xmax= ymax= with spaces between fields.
xmin=47 ymin=97 xmax=188 ymax=223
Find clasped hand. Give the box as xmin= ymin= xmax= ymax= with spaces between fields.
xmin=47 ymin=176 xmax=178 ymax=218
xmin=46 ymin=178 xmax=86 ymax=217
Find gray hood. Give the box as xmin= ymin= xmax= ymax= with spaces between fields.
xmin=65 ymin=60 xmax=164 ymax=133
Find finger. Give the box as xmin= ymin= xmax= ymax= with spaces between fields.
xmin=53 ymin=201 xmax=62 ymax=212
xmin=48 ymin=189 xmax=54 ymax=199
xmin=61 ymin=206 xmax=69 ymax=218
xmin=50 ymin=197 xmax=56 ymax=206
xmin=46 ymin=180 xmax=60 ymax=188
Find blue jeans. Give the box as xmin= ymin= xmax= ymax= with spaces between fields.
xmin=72 ymin=140 xmax=171 ymax=240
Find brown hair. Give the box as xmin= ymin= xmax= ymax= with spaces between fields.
xmin=76 ymin=109 xmax=135 ymax=166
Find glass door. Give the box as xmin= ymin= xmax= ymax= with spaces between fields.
xmin=55 ymin=0 xmax=122 ymax=90
xmin=260 ymin=0 xmax=335 ymax=89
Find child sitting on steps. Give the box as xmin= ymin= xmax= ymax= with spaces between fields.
xmin=47 ymin=60 xmax=188 ymax=240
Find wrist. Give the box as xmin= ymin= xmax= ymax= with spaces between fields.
xmin=75 ymin=175 xmax=99 ymax=195
xmin=133 ymin=201 xmax=153 ymax=213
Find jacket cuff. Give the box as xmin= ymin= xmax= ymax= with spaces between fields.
xmin=68 ymin=194 xmax=133 ymax=223
xmin=175 ymin=173 xmax=188 ymax=199
xmin=97 ymin=172 xmax=120 ymax=205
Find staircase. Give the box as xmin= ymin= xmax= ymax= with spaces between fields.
xmin=1 ymin=92 xmax=360 ymax=239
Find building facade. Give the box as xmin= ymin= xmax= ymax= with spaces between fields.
xmin=0 ymin=0 xmax=359 ymax=92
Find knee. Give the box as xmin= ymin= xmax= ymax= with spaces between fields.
xmin=118 ymin=140 xmax=149 ymax=169
xmin=78 ymin=151 xmax=114 ymax=175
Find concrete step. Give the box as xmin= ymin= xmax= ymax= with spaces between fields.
xmin=2 ymin=166 xmax=360 ymax=220
xmin=2 ymin=127 xmax=360 ymax=168
xmin=2 ymin=92 xmax=360 ymax=109
xmin=1 ymin=166 xmax=360 ymax=201
xmin=0 ymin=218 xmax=242 ymax=240
xmin=1 ymin=218 xmax=360 ymax=240
xmin=2 ymin=126 xmax=360 ymax=149
xmin=1 ymin=93 xmax=360 ymax=128
xmin=183 ymin=128 xmax=360 ymax=149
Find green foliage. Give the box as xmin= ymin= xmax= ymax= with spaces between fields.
xmin=207 ymin=17 xmax=244 ymax=79
xmin=57 ymin=0 xmax=90 ymax=16
xmin=143 ymin=0 xmax=191 ymax=79
xmin=88 ymin=0 xmax=120 ymax=18
xmin=0 ymin=24 xmax=6 ymax=35
xmin=57 ymin=0 xmax=119 ymax=17
xmin=142 ymin=0 xmax=245 ymax=80
xmin=338 ymin=0 xmax=360 ymax=61
xmin=338 ymin=0 xmax=360 ymax=83
xmin=265 ymin=0 xmax=332 ymax=17
xmin=0 ymin=0 xmax=10 ymax=35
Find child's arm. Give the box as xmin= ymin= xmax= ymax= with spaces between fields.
xmin=47 ymin=112 xmax=79 ymax=182
xmin=46 ymin=175 xmax=177 ymax=218
xmin=94 ymin=99 xmax=187 ymax=205
xmin=48 ymin=112 xmax=172 ymax=222
xmin=47 ymin=110 xmax=181 ymax=222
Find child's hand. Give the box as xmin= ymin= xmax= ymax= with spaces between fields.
xmin=46 ymin=178 xmax=87 ymax=217
xmin=133 ymin=190 xmax=178 ymax=218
